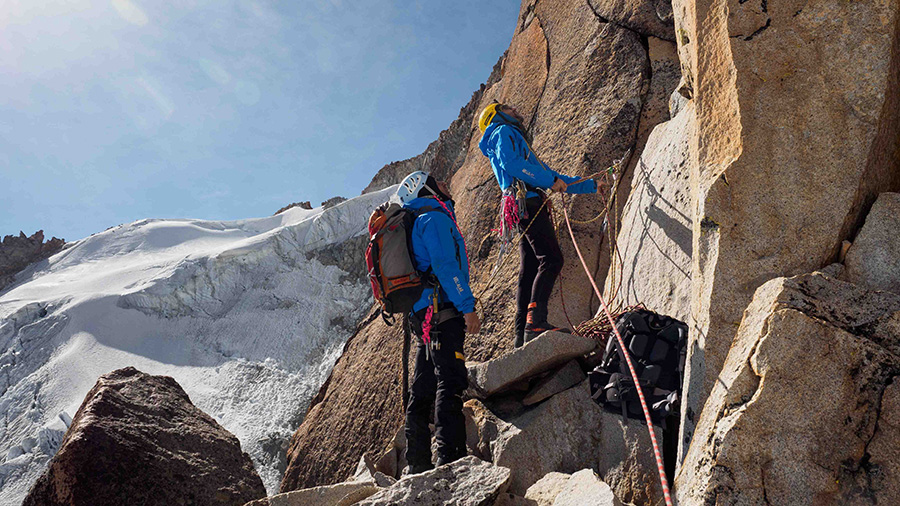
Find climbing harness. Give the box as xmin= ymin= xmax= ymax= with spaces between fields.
xmin=422 ymin=291 xmax=438 ymax=361
xmin=561 ymin=193 xmax=674 ymax=506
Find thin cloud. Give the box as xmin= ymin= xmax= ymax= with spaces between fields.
xmin=112 ymin=0 xmax=150 ymax=26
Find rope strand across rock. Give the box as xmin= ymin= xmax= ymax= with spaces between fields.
xmin=561 ymin=192 xmax=675 ymax=506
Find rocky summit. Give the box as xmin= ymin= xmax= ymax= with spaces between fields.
xmin=0 ymin=230 xmax=65 ymax=293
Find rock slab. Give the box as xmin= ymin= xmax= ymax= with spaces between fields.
xmin=467 ymin=331 xmax=597 ymax=398
xmin=243 ymin=480 xmax=378 ymax=506
xmin=466 ymin=380 xmax=662 ymax=504
xmin=24 ymin=367 xmax=265 ymax=506
xmin=676 ymin=273 xmax=900 ymax=504
xmin=844 ymin=192 xmax=900 ymax=295
xmin=522 ymin=360 xmax=586 ymax=406
xmin=356 ymin=456 xmax=510 ymax=506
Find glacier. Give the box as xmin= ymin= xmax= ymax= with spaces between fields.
xmin=0 ymin=186 xmax=397 ymax=504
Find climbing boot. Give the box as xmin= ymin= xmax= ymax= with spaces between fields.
xmin=523 ymin=302 xmax=571 ymax=343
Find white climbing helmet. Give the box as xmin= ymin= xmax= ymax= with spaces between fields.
xmin=397 ymin=171 xmax=432 ymax=204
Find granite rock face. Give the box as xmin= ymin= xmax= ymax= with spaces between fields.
xmin=23 ymin=367 xmax=265 ymax=506
xmin=607 ymin=106 xmax=692 ymax=323
xmin=0 ymin=230 xmax=65 ymax=292
xmin=843 ymin=192 xmax=900 ymax=295
xmin=282 ymin=0 xmax=662 ymax=492
xmin=676 ymin=273 xmax=900 ymax=504
xmin=670 ymin=0 xmax=900 ymax=461
xmin=588 ymin=0 xmax=676 ymax=40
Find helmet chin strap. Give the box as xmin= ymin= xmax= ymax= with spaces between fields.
xmin=423 ymin=183 xmax=451 ymax=202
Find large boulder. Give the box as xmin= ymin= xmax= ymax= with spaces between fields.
xmin=465 ymin=380 xmax=663 ymax=504
xmin=356 ymin=456 xmax=510 ymax=506
xmin=676 ymin=272 xmax=900 ymax=504
xmin=467 ymin=331 xmax=597 ymax=398
xmin=670 ymin=0 xmax=900 ymax=463
xmin=843 ymin=193 xmax=900 ymax=295
xmin=23 ymin=367 xmax=265 ymax=506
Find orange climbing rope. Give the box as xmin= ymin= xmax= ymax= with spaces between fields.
xmin=561 ymin=193 xmax=675 ymax=506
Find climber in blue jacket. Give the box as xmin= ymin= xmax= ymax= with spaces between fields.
xmin=478 ymin=101 xmax=598 ymax=347
xmin=396 ymin=171 xmax=479 ymax=474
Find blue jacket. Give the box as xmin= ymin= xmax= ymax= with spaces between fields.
xmin=403 ymin=197 xmax=476 ymax=315
xmin=478 ymin=121 xmax=598 ymax=198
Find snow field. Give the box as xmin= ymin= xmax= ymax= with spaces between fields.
xmin=0 ymin=186 xmax=398 ymax=503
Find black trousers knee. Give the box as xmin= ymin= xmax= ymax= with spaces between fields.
xmin=405 ymin=314 xmax=468 ymax=468
xmin=514 ymin=196 xmax=564 ymax=346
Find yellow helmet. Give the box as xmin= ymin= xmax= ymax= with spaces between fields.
xmin=478 ymin=102 xmax=502 ymax=133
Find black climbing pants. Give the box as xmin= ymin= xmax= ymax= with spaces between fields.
xmin=515 ymin=196 xmax=564 ymax=347
xmin=405 ymin=312 xmax=468 ymax=469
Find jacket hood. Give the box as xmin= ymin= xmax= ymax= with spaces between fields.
xmin=479 ymin=112 xmax=529 ymax=156
xmin=403 ymin=196 xmax=456 ymax=216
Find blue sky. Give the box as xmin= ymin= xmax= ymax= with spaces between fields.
xmin=1 ymin=0 xmax=520 ymax=241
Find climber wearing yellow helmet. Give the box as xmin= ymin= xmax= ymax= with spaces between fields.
xmin=478 ymin=101 xmax=599 ymax=347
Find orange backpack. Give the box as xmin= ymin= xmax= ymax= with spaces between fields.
xmin=365 ymin=203 xmax=431 ymax=323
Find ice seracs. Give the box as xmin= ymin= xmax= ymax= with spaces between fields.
xmin=0 ymin=185 xmax=397 ymax=504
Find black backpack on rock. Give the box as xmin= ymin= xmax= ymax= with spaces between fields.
xmin=588 ymin=309 xmax=688 ymax=428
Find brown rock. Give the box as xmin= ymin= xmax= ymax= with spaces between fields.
xmin=23 ymin=367 xmax=265 ymax=506
xmin=675 ymin=273 xmax=900 ymax=504
xmin=0 ymin=230 xmax=65 ymax=292
xmin=588 ymin=0 xmax=676 ymax=40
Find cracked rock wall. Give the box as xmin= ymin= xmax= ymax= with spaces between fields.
xmin=676 ymin=272 xmax=900 ymax=504
xmin=662 ymin=0 xmax=900 ymax=462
